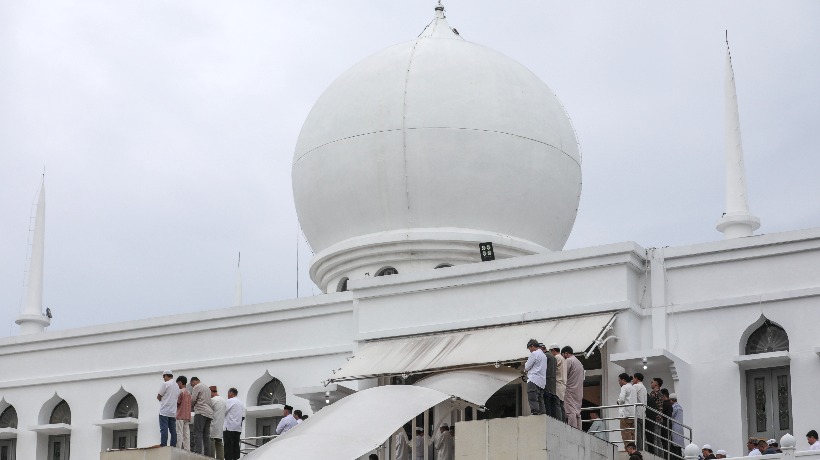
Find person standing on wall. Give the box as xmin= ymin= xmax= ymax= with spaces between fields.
xmin=176 ymin=375 xmax=192 ymax=451
xmin=157 ymin=370 xmax=179 ymax=447
xmin=210 ymin=386 xmax=226 ymax=459
xmin=561 ymin=346 xmax=584 ymax=429
xmin=539 ymin=343 xmax=559 ymax=420
xmin=223 ymin=387 xmax=245 ymax=460
xmin=190 ymin=376 xmax=215 ymax=456
xmin=524 ymin=339 xmax=547 ymax=415
xmin=549 ymin=344 xmax=567 ymax=422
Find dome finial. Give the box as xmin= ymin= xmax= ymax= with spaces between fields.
xmin=435 ymin=1 xmax=445 ymax=18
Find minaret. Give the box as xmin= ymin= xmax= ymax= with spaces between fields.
xmin=16 ymin=181 xmax=51 ymax=334
xmin=716 ymin=34 xmax=760 ymax=239
xmin=234 ymin=252 xmax=242 ymax=307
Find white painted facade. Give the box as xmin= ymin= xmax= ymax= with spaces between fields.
xmin=2 ymin=5 xmax=819 ymax=460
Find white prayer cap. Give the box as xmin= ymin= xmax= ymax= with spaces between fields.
xmin=767 ymin=439 xmax=777 ymax=445
xmin=416 ymin=427 xmax=424 ymax=432
xmin=162 ymin=370 xmax=173 ymax=376
xmin=669 ymin=393 xmax=677 ymax=399
xmin=717 ymin=450 xmax=727 ymax=455
xmin=441 ymin=423 xmax=449 ymax=428
xmin=702 ymin=444 xmax=712 ymax=450
xmin=548 ymin=343 xmax=560 ymax=350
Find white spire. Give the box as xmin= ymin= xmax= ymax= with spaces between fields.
xmin=234 ymin=252 xmax=242 ymax=307
xmin=716 ymin=34 xmax=760 ymax=239
xmin=16 ymin=180 xmax=51 ymax=334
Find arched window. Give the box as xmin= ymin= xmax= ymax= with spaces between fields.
xmin=257 ymin=378 xmax=286 ymax=406
xmin=50 ymin=400 xmax=71 ymax=424
xmin=337 ymin=277 xmax=349 ymax=292
xmin=114 ymin=394 xmax=139 ymax=419
xmin=0 ymin=406 xmax=17 ymax=428
xmin=375 ymin=267 xmax=398 ymax=277
xmin=745 ymin=320 xmax=789 ymax=355
xmin=434 ymin=263 xmax=453 ymax=269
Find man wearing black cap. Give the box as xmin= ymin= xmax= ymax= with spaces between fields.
xmin=807 ymin=430 xmax=820 ymax=450
xmin=524 ymin=339 xmax=547 ymax=415
xmin=276 ymin=405 xmax=298 ymax=435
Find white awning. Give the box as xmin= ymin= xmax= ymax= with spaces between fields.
xmin=244 ymin=366 xmax=521 ymax=460
xmin=414 ymin=366 xmax=521 ymax=408
xmin=244 ymin=385 xmax=449 ymax=460
xmin=328 ymin=312 xmax=617 ymax=382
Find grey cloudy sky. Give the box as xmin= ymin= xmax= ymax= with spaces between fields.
xmin=1 ymin=1 xmax=818 ymax=336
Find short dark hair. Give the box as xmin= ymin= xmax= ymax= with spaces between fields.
xmin=633 ymin=372 xmax=644 ymax=381
xmin=527 ymin=339 xmax=540 ymax=348
xmin=619 ymin=373 xmax=631 ymax=381
xmin=653 ymin=377 xmax=663 ymax=386
xmin=561 ymin=346 xmax=574 ymax=355
xmin=661 ymin=388 xmax=669 ymax=396
xmin=807 ymin=430 xmax=819 ymax=438
xmin=369 ymin=455 xmax=379 ymax=460
xmin=228 ymin=387 xmax=238 ymax=396
xmin=176 ymin=375 xmax=188 ymax=385
xmin=302 ymin=414 xmax=309 ymax=420
xmin=294 ymin=410 xmax=303 ymax=418
xmin=625 ymin=442 xmax=637 ymax=450
xmin=191 ymin=376 xmax=200 ymax=382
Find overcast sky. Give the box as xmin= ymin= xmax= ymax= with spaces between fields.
xmin=1 ymin=1 xmax=818 ymax=336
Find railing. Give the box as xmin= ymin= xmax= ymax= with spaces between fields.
xmin=583 ymin=403 xmax=693 ymax=459
xmin=240 ymin=434 xmax=278 ymax=454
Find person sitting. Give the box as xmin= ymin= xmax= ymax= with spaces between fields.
xmin=715 ymin=449 xmax=728 ymax=458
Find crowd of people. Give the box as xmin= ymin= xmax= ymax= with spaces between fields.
xmin=157 ymin=369 xmax=309 ymax=460
xmin=616 ymin=372 xmax=684 ymax=458
xmin=524 ymin=339 xmax=585 ymax=428
xmin=393 ymin=422 xmax=455 ymax=460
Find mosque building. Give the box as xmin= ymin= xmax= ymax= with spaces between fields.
xmin=1 ymin=4 xmax=818 ymax=460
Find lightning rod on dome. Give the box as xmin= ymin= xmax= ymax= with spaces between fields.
xmin=716 ymin=31 xmax=760 ymax=239
xmin=234 ymin=251 xmax=242 ymax=307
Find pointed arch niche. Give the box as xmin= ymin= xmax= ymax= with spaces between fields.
xmin=734 ymin=315 xmax=791 ymax=369
xmin=245 ymin=372 xmax=288 ymax=442
xmin=30 ymin=393 xmax=71 ymax=436
xmin=95 ymin=387 xmax=140 ymax=450
xmin=0 ymin=398 xmax=18 ymax=441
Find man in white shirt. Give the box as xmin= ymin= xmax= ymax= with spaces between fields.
xmin=156 ymin=370 xmax=180 ymax=447
xmin=433 ymin=422 xmax=454 ymax=460
xmin=617 ymin=373 xmax=636 ymax=442
xmin=632 ymin=373 xmax=648 ymax=449
xmin=809 ymin=430 xmax=820 ymax=450
xmin=210 ymin=386 xmax=227 ymax=459
xmin=394 ymin=427 xmax=411 ymax=460
xmin=275 ymin=405 xmax=298 ymax=436
xmin=414 ymin=427 xmax=425 ymax=460
xmin=524 ymin=339 xmax=547 ymax=415
xmin=223 ymin=388 xmax=245 ymax=460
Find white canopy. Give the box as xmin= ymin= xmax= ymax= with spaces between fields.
xmin=414 ymin=366 xmax=521 ymax=408
xmin=245 ymin=366 xmax=521 ymax=460
xmin=328 ymin=312 xmax=616 ymax=382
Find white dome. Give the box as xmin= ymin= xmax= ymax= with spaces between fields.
xmin=293 ymin=10 xmax=581 ymax=291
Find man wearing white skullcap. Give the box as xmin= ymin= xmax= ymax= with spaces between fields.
xmin=433 ymin=422 xmax=454 ymax=460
